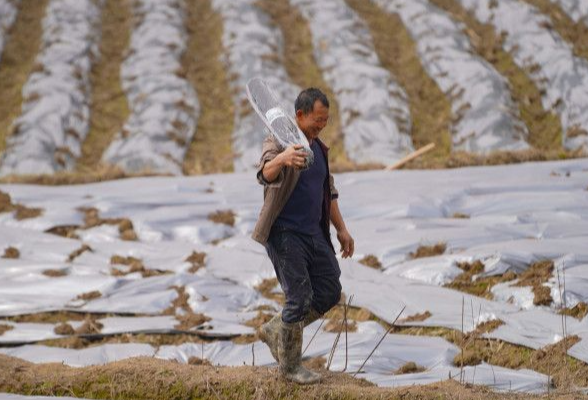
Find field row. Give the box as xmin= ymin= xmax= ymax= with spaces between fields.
xmin=0 ymin=0 xmax=587 ymax=178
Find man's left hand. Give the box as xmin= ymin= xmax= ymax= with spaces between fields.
xmin=337 ymin=228 xmax=354 ymax=259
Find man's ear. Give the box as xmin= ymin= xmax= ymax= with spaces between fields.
xmin=295 ymin=109 xmax=304 ymax=119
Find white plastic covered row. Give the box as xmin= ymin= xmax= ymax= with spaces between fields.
xmin=456 ymin=0 xmax=588 ymax=151
xmin=373 ymin=0 xmax=529 ymax=153
xmin=211 ymin=0 xmax=301 ymax=172
xmin=1 ymin=158 xmax=588 ymax=393
xmin=101 ymin=0 xmax=200 ymax=175
xmin=288 ymin=0 xmax=414 ymax=165
xmin=0 ymin=321 xmax=551 ymax=393
xmin=548 ymin=0 xmax=588 ymax=23
xmin=0 ymin=0 xmax=19 ymax=63
xmin=0 ymin=0 xmax=102 ymax=176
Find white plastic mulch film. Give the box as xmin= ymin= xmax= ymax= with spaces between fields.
xmin=373 ymin=0 xmax=530 ymax=154
xmin=246 ymin=78 xmax=313 ymax=169
xmin=0 ymin=0 xmax=102 ymax=177
xmin=212 ymin=0 xmax=301 ymax=172
xmin=289 ymin=0 xmax=415 ymax=165
xmin=455 ymin=0 xmax=588 ymax=151
xmin=101 ymin=0 xmax=200 ymax=175
xmin=0 ymin=0 xmax=19 ymax=64
xmin=1 ymin=158 xmax=588 ymax=394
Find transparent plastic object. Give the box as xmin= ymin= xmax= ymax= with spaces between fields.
xmin=246 ymin=77 xmax=314 ymax=169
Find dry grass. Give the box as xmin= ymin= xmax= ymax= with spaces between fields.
xmin=188 ymin=356 xmax=211 ymax=366
xmin=182 ymin=0 xmax=234 ymax=175
xmin=324 ymin=318 xmax=358 ymax=333
xmin=5 ymin=311 xmax=92 ymax=324
xmin=0 ymin=190 xmax=43 ymax=220
xmin=174 ymin=313 xmax=211 ymax=331
xmin=67 ymin=244 xmax=93 ymax=263
xmin=163 ymin=286 xmax=192 ymax=316
xmin=346 ymin=0 xmax=453 ymax=164
xmin=76 ymin=0 xmax=132 ymax=171
xmin=400 ymin=311 xmax=432 ymax=323
xmin=0 ymin=324 xmax=13 ymax=336
xmin=207 ymin=209 xmax=236 ymax=227
xmin=2 ymin=246 xmax=20 ymax=259
xmin=110 ymin=255 xmax=171 ymax=278
xmin=75 ymin=290 xmax=102 ymax=302
xmin=409 ymin=243 xmax=447 ymax=259
xmin=429 ymin=0 xmax=563 ymax=151
xmin=452 ymin=213 xmax=470 ymax=219
xmin=53 ymin=323 xmax=75 ymax=336
xmin=75 ymin=318 xmax=104 ymax=335
xmin=445 ymin=261 xmax=517 ymax=299
xmin=0 ymin=165 xmax=167 ymax=186
xmin=81 ymin=207 xmax=138 ymax=241
xmin=40 ymin=332 xmax=206 ymax=349
xmin=0 ymin=354 xmax=551 ymax=400
xmin=515 ymin=260 xmax=554 ymax=306
xmin=255 ymin=278 xmax=285 ymax=305
xmin=521 ymin=0 xmax=588 ymax=63
xmin=185 ymin=250 xmax=207 ymax=273
xmin=395 ymin=361 xmax=426 ymax=375
xmin=0 ymin=0 xmax=48 ymax=154
xmin=243 ymin=311 xmax=273 ymax=330
xmin=257 ymin=0 xmax=352 ymax=169
xmin=560 ymin=302 xmax=588 ymax=320
xmin=358 ymin=254 xmax=382 ymax=270
xmin=42 ymin=269 xmax=68 ymax=278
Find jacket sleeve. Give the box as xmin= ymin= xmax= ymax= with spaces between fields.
xmin=256 ymin=135 xmax=285 ymax=187
xmin=329 ymin=173 xmax=339 ymax=200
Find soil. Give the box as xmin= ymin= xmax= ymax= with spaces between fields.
xmin=0 ymin=354 xmax=578 ymax=399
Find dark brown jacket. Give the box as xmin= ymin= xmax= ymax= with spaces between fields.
xmin=251 ymin=135 xmax=338 ymax=251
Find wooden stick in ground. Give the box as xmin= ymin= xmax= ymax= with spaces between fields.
xmin=327 ymin=295 xmax=354 ymax=370
xmin=385 ymin=142 xmax=436 ymax=171
xmin=460 ymin=296 xmax=465 ymax=385
xmin=302 ymin=318 xmax=325 ymax=356
xmin=342 ymin=294 xmax=354 ymax=372
xmin=353 ymin=305 xmax=406 ymax=377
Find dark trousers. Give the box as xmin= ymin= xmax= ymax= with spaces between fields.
xmin=265 ymin=224 xmax=342 ymax=324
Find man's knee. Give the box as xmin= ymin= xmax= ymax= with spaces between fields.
xmin=282 ymin=293 xmax=313 ymax=323
xmin=314 ymin=280 xmax=342 ymax=314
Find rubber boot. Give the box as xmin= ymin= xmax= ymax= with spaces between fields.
xmin=258 ymin=312 xmax=281 ymax=362
xmin=278 ymin=321 xmax=321 ymax=384
xmin=259 ymin=308 xmax=322 ymax=363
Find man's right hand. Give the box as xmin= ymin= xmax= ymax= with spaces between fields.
xmin=262 ymin=145 xmax=306 ymax=183
xmin=279 ymin=145 xmax=307 ymax=169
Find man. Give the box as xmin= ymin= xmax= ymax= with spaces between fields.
xmin=251 ymin=88 xmax=354 ymax=384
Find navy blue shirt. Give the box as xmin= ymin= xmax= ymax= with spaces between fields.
xmin=275 ymin=140 xmax=326 ymax=235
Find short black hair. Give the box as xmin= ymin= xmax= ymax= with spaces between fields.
xmin=295 ymin=88 xmax=329 ymax=114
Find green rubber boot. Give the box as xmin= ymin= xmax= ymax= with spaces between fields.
xmin=278 ymin=320 xmax=321 ymax=384
xmin=259 ymin=308 xmax=322 ymax=363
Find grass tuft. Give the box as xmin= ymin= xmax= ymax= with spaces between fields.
xmin=207 ymin=209 xmax=236 ymax=227
xmin=358 ymin=255 xmax=383 ymax=270
xmin=409 ymin=243 xmax=446 ymax=259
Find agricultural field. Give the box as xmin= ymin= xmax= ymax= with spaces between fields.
xmin=0 ymin=0 xmax=588 ymax=398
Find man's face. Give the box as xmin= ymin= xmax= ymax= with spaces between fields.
xmin=295 ymin=100 xmax=329 ymax=142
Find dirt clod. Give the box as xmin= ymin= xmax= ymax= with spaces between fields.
xmin=207 ymin=209 xmax=236 ymax=227
xmin=359 ymin=254 xmax=382 ymax=270
xmin=410 ymin=243 xmax=446 ymax=259
xmin=2 ymin=247 xmax=20 ymax=259
xmin=186 ymin=251 xmax=206 ymax=273
xmin=54 ymin=323 xmax=75 ymax=336
xmin=42 ymin=269 xmax=68 ymax=278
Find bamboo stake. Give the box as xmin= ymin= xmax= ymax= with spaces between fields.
xmin=302 ymin=319 xmax=325 ymax=356
xmin=385 ymin=143 xmax=436 ymax=171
